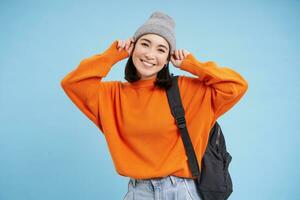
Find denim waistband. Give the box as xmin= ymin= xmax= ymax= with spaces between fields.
xmin=129 ymin=175 xmax=186 ymax=188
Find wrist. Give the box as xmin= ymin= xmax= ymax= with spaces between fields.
xmin=103 ymin=40 xmax=129 ymax=65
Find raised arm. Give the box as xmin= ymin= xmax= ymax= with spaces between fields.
xmin=179 ymin=53 xmax=248 ymax=120
xmin=60 ymin=40 xmax=129 ymax=130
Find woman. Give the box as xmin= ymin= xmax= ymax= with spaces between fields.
xmin=61 ymin=11 xmax=248 ymax=200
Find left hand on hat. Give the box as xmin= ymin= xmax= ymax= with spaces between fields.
xmin=170 ymin=49 xmax=191 ymax=68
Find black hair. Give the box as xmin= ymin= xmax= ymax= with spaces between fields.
xmin=124 ymin=38 xmax=174 ymax=90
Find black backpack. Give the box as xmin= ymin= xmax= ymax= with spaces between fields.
xmin=166 ymin=75 xmax=233 ymax=200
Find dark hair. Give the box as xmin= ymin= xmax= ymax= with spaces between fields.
xmin=124 ymin=41 xmax=174 ymax=90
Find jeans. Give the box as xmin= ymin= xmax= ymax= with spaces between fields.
xmin=123 ymin=175 xmax=202 ymax=200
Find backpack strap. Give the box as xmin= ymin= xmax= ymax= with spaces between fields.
xmin=166 ymin=75 xmax=201 ymax=179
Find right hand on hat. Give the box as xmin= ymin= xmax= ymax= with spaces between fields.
xmin=117 ymin=37 xmax=135 ymax=56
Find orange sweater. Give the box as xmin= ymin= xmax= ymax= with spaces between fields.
xmin=61 ymin=40 xmax=248 ymax=179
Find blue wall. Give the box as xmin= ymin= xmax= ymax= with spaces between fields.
xmin=1 ymin=0 xmax=299 ymax=199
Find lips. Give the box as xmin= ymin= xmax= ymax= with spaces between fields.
xmin=140 ymin=59 xmax=155 ymax=67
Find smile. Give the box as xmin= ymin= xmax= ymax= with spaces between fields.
xmin=141 ymin=59 xmax=155 ymax=67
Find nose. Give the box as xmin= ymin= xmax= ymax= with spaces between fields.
xmin=144 ymin=54 xmax=155 ymax=60
xmin=143 ymin=47 xmax=157 ymax=60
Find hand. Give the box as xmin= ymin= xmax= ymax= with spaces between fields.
xmin=117 ymin=37 xmax=135 ymax=56
xmin=170 ymin=49 xmax=191 ymax=68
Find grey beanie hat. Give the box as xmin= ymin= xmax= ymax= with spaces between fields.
xmin=132 ymin=11 xmax=176 ymax=53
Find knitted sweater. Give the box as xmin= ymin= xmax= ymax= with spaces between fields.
xmin=61 ymin=40 xmax=248 ymax=179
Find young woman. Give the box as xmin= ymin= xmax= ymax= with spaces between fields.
xmin=61 ymin=11 xmax=248 ymax=200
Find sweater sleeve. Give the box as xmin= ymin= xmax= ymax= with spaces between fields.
xmin=179 ymin=53 xmax=248 ymax=120
xmin=60 ymin=40 xmax=129 ymax=131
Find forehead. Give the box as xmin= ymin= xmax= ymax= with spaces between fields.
xmin=139 ymin=34 xmax=169 ymax=50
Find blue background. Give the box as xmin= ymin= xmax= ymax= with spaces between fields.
xmin=1 ymin=0 xmax=299 ymax=199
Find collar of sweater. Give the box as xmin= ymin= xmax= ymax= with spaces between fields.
xmin=127 ymin=77 xmax=157 ymax=88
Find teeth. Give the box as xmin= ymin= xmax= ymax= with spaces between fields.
xmin=141 ymin=59 xmax=154 ymax=67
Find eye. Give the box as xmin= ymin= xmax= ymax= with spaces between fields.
xmin=141 ymin=43 xmax=165 ymax=53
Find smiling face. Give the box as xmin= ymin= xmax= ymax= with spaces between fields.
xmin=132 ymin=34 xmax=170 ymax=80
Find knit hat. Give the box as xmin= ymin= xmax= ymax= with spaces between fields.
xmin=132 ymin=11 xmax=176 ymax=53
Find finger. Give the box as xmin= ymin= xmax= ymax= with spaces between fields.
xmin=117 ymin=40 xmax=122 ymax=51
xmin=178 ymin=50 xmax=182 ymax=60
xmin=128 ymin=38 xmax=133 ymax=46
xmin=182 ymin=50 xmax=190 ymax=58
xmin=182 ymin=50 xmax=188 ymax=59
xmin=177 ymin=50 xmax=181 ymax=60
xmin=179 ymin=50 xmax=184 ymax=60
xmin=175 ymin=50 xmax=179 ymax=60
xmin=118 ymin=40 xmax=125 ymax=51
xmin=182 ymin=50 xmax=186 ymax=58
xmin=125 ymin=40 xmax=130 ymax=50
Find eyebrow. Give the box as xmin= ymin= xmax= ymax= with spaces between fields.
xmin=140 ymin=38 xmax=168 ymax=50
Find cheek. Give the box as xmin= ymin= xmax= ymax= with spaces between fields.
xmin=133 ymin=46 xmax=146 ymax=56
xmin=132 ymin=50 xmax=144 ymax=61
xmin=158 ymin=56 xmax=168 ymax=65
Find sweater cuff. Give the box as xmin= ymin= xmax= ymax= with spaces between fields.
xmin=102 ymin=40 xmax=130 ymax=66
xmin=179 ymin=53 xmax=198 ymax=70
